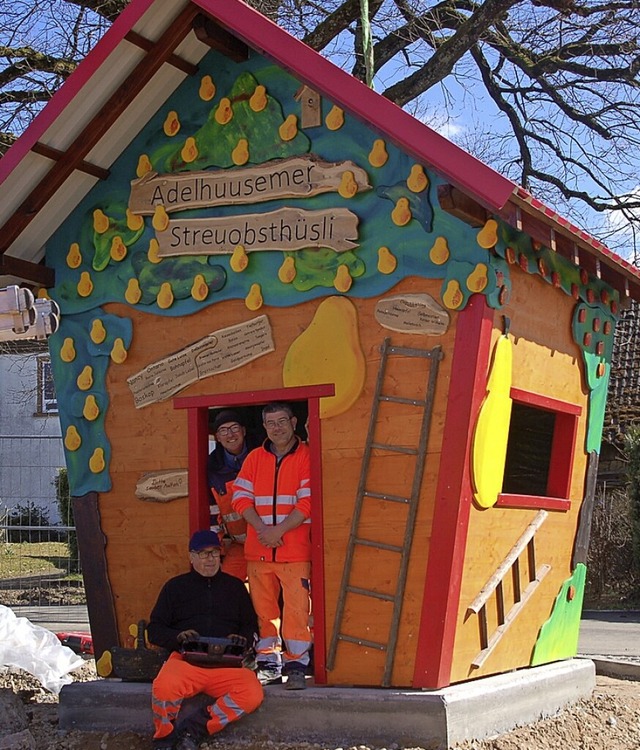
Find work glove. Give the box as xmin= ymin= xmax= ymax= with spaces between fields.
xmin=177 ymin=629 xmax=200 ymax=644
xmin=226 ymin=633 xmax=248 ymax=650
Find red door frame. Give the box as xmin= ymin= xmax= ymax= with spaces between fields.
xmin=174 ymin=383 xmax=334 ymax=684
xmin=412 ymin=294 xmax=495 ymax=688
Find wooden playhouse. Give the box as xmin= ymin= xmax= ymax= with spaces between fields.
xmin=1 ymin=0 xmax=639 ymax=691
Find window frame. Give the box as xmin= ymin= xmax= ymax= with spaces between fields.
xmin=496 ymin=387 xmax=582 ymax=512
xmin=36 ymin=355 xmax=58 ymax=416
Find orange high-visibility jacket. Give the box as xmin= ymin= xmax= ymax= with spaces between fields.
xmin=231 ymin=439 xmax=311 ymax=563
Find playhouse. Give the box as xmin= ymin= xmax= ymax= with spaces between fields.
xmin=1 ymin=0 xmax=639 ymax=691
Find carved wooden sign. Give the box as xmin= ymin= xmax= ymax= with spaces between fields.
xmin=375 ymin=294 xmax=450 ymax=335
xmin=135 ymin=469 xmax=188 ymax=502
xmin=127 ymin=315 xmax=274 ymax=408
xmin=129 ymin=156 xmax=371 ymax=214
xmin=157 ymin=207 xmax=359 ymax=257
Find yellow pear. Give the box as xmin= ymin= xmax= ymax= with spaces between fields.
xmin=338 ymin=171 xmax=358 ymax=199
xmin=60 ymin=337 xmax=76 ymax=362
xmin=368 ymin=139 xmax=388 ymax=167
xmin=334 ymin=264 xmax=353 ymax=293
xmin=407 ymin=164 xmax=428 ymax=193
xmin=64 ymin=425 xmax=82 ymax=451
xmin=391 ymin=197 xmax=412 ymax=227
xmin=215 ymin=97 xmax=233 ymax=125
xmin=278 ymin=256 xmax=296 ymax=284
xmin=466 ymin=263 xmax=489 ymax=293
xmin=83 ymin=394 xmax=100 ymax=421
xmin=230 ymin=245 xmax=249 ymax=273
xmin=76 ymin=366 xmax=94 ymax=391
xmin=126 ymin=208 xmax=144 ymax=231
xmin=125 ymin=278 xmax=142 ymax=304
xmin=90 ymin=319 xmax=107 ymax=344
xmin=245 ymin=283 xmax=263 ymax=311
xmin=429 ymin=237 xmax=450 ymax=265
xmin=279 ymin=114 xmax=298 ymax=142
xmin=442 ymin=279 xmax=464 ymax=310
xmin=89 ymin=447 xmax=106 ymax=473
xmin=377 ymin=246 xmax=397 ymax=274
xmin=152 ymin=205 xmax=170 ymax=232
xmin=66 ymin=243 xmax=82 ymax=269
xmin=199 ymin=75 xmax=216 ymax=101
xmin=148 ymin=238 xmax=162 ymax=264
xmin=249 ymin=84 xmax=268 ymax=112
xmin=136 ymin=154 xmax=153 ymax=178
xmin=181 ymin=137 xmax=198 ymax=163
xmin=77 ymin=271 xmax=94 ymax=297
xmin=96 ymin=650 xmax=113 ymax=677
xmin=163 ymin=110 xmax=180 ymax=137
xmin=477 ymin=219 xmax=499 ymax=249
xmin=111 ymin=338 xmax=128 ymax=364
xmin=93 ymin=209 xmax=109 ymax=234
xmin=157 ymin=282 xmax=174 ymax=309
xmin=325 ymin=105 xmax=344 ymax=131
xmin=191 ymin=274 xmax=209 ymax=301
xmin=232 ymin=138 xmax=249 ymax=166
xmin=110 ymin=236 xmax=127 ymax=262
xmin=283 ymin=296 xmax=365 ymax=418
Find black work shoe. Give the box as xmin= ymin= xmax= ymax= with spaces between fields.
xmin=255 ymin=662 xmax=282 ymax=685
xmin=174 ymin=731 xmax=199 ymax=750
xmin=284 ymin=670 xmax=306 ymax=690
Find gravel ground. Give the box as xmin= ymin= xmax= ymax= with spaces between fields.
xmin=2 ymin=660 xmax=640 ymax=750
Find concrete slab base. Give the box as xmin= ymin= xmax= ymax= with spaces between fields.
xmin=59 ymin=658 xmax=595 ymax=748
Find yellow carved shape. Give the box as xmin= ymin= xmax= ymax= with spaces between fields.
xmin=152 ymin=205 xmax=169 ymax=232
xmin=245 ymin=283 xmax=263 ymax=311
xmin=230 ymin=245 xmax=249 ymax=273
xmin=368 ymin=139 xmax=388 ymax=167
xmin=283 ymin=296 xmax=365 ymax=419
xmin=477 ymin=219 xmax=499 ymax=249
xmin=111 ymin=337 xmax=128 ymax=364
xmin=429 ymin=237 xmax=450 ymax=265
xmin=125 ymin=278 xmax=142 ymax=304
xmin=64 ymin=426 xmax=82 ymax=452
xmin=191 ymin=274 xmax=209 ymax=301
xmin=163 ymin=110 xmax=180 ymax=137
xmin=76 ymin=366 xmax=94 ymax=391
xmin=136 ymin=154 xmax=153 ymax=178
xmin=110 ymin=235 xmax=127 ymax=262
xmin=90 ymin=319 xmax=106 ymax=344
xmin=93 ymin=209 xmax=109 ymax=234
xmin=391 ymin=197 xmax=412 ymax=226
xmin=442 ymin=279 xmax=464 ymax=310
xmin=278 ymin=256 xmax=296 ymax=284
xmin=472 ymin=335 xmax=513 ymax=508
xmin=66 ymin=243 xmax=82 ymax=269
xmin=279 ymin=114 xmax=298 ymax=142
xmin=334 ymin=264 xmax=353 ymax=293
xmin=157 ymin=282 xmax=174 ymax=309
xmin=126 ymin=208 xmax=144 ymax=232
xmin=77 ymin=271 xmax=93 ymax=298
xmin=89 ymin=447 xmax=106 ymax=474
xmin=215 ymin=97 xmax=233 ymax=125
xmin=338 ymin=171 xmax=358 ymax=199
xmin=83 ymin=395 xmax=100 ymax=421
xmin=466 ymin=263 xmax=489 ymax=293
xmin=60 ymin=337 xmax=76 ymax=362
xmin=407 ymin=164 xmax=428 ymax=193
xmin=148 ymin=238 xmax=162 ymax=264
xmin=96 ymin=650 xmax=113 ymax=677
xmin=377 ymin=246 xmax=397 ymax=274
xmin=37 ymin=288 xmax=50 ymax=299
xmin=199 ymin=75 xmax=216 ymax=101
xmin=325 ymin=105 xmax=344 ymax=131
xmin=232 ymin=138 xmax=249 ymax=166
xmin=250 ymin=84 xmax=268 ymax=112
xmin=181 ymin=137 xmax=198 ymax=164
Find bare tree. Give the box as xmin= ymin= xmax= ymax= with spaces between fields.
xmin=1 ymin=0 xmax=639 ymax=259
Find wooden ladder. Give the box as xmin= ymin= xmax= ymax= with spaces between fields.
xmin=327 ymin=338 xmax=443 ymax=686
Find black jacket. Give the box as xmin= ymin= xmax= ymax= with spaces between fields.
xmin=147 ymin=569 xmax=257 ymax=652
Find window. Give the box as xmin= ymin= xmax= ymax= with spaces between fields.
xmin=37 ymin=356 xmax=58 ymax=415
xmin=497 ymin=388 xmax=581 ymax=511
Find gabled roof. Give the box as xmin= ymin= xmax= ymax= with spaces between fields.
xmin=0 ymin=0 xmax=638 ymax=301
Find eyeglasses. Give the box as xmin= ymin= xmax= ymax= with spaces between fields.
xmin=264 ymin=417 xmax=291 ymax=429
xmin=216 ymin=424 xmax=242 ymax=437
xmin=192 ymin=549 xmax=221 ymax=559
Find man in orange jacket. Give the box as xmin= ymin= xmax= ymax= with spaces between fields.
xmin=232 ymin=402 xmax=311 ymax=690
xmin=207 ymin=410 xmax=257 ymax=580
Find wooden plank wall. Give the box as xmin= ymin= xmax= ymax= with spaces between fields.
xmin=98 ymin=276 xmax=455 ymax=686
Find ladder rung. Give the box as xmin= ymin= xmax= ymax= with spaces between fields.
xmin=347 ymin=584 xmax=396 ymax=602
xmin=337 ymin=633 xmax=387 ymax=651
xmin=354 ymin=537 xmax=403 ymax=553
xmin=387 ymin=344 xmax=441 ymax=359
xmin=379 ymin=394 xmax=427 ymax=407
xmin=364 ymin=490 xmax=410 ymax=504
xmin=371 ymin=442 xmax=418 ymax=455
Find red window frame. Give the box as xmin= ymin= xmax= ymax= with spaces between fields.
xmin=496 ymin=387 xmax=582 ymax=512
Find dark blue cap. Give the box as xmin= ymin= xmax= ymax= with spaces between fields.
xmin=189 ymin=530 xmax=220 ymax=551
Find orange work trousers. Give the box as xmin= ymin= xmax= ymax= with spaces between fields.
xmin=152 ymin=652 xmax=263 ymax=740
xmin=247 ymin=560 xmax=311 ymax=669
xmin=221 ymin=541 xmax=247 ymax=581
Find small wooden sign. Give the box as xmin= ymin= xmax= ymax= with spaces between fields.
xmin=135 ymin=469 xmax=189 ymax=502
xmin=375 ymin=294 xmax=450 ymax=335
xmin=129 ymin=155 xmax=371 ymax=214
xmin=127 ymin=315 xmax=275 ymax=408
xmin=157 ymin=207 xmax=359 ymax=257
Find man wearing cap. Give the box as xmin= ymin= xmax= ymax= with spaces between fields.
xmin=148 ymin=530 xmax=263 ymax=750
xmin=207 ymin=409 xmax=257 ymax=581
xmin=232 ymin=402 xmax=312 ymax=691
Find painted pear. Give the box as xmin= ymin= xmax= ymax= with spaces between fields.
xmin=325 ymin=105 xmax=344 ymax=131
xmin=377 ymin=246 xmax=397 ymax=274
xmin=66 ymin=243 xmax=82 ymax=269
xmin=199 ymin=75 xmax=216 ymax=101
xmin=368 ymin=139 xmax=388 ymax=167
xmin=245 ymin=283 xmax=263 ymax=311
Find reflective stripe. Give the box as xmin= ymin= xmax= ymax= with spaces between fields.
xmin=233 ymin=476 xmax=254 ymax=492
xmin=283 ymin=638 xmax=311 ymax=666
xmin=230 ymin=533 xmax=247 ymax=542
xmin=220 ymin=511 xmax=243 ymax=523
